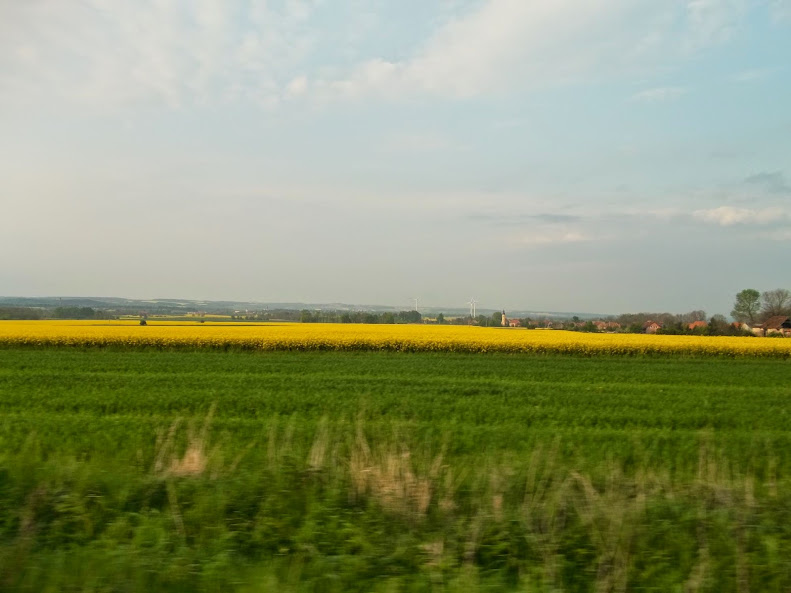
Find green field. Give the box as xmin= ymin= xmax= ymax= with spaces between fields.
xmin=1 ymin=348 xmax=791 ymax=591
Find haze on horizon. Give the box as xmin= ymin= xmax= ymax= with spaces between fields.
xmin=1 ymin=0 xmax=789 ymax=317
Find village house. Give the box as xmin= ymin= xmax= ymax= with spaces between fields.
xmin=643 ymin=320 xmax=662 ymax=334
xmin=591 ymin=320 xmax=621 ymax=332
xmin=761 ymin=316 xmax=791 ymax=336
xmin=688 ymin=320 xmax=707 ymax=331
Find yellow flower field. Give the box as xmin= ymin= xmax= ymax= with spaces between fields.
xmin=0 ymin=320 xmax=789 ymax=357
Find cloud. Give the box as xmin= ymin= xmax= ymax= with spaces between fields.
xmin=0 ymin=0 xmax=321 ymax=109
xmin=286 ymin=75 xmax=309 ymax=97
xmin=322 ymin=0 xmax=626 ymax=99
xmin=531 ymin=213 xmax=584 ymax=224
xmin=492 ymin=210 xmax=601 ymax=246
xmin=318 ymin=0 xmax=752 ymax=101
xmin=630 ymin=86 xmax=687 ymax=102
xmin=684 ymin=0 xmax=746 ymax=49
xmin=517 ymin=230 xmax=590 ymax=246
xmin=730 ymin=67 xmax=777 ymax=83
xmin=767 ymin=228 xmax=791 ymax=241
xmin=644 ymin=207 xmax=687 ymax=221
xmin=743 ymin=171 xmax=791 ymax=194
xmin=692 ymin=206 xmax=790 ymax=226
xmin=469 ymin=211 xmax=590 ymax=226
xmin=0 ymin=0 xmax=763 ymax=109
xmin=770 ymin=0 xmax=791 ymax=23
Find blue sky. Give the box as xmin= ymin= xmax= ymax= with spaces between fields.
xmin=1 ymin=0 xmax=789 ymax=315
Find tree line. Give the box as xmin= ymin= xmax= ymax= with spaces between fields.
xmin=731 ymin=288 xmax=791 ymax=325
xmin=0 ymin=306 xmax=113 ymax=320
xmin=299 ymin=310 xmax=423 ymax=324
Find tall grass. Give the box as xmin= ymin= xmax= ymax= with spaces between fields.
xmin=3 ymin=411 xmax=791 ymax=592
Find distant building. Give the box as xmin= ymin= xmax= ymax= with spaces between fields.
xmin=688 ymin=320 xmax=707 ymax=331
xmin=643 ymin=320 xmax=662 ymax=334
xmin=761 ymin=316 xmax=791 ymax=336
xmin=508 ymin=318 xmax=521 ymax=327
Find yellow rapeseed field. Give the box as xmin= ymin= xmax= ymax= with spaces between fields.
xmin=0 ymin=320 xmax=789 ymax=357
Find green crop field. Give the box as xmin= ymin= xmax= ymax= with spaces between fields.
xmin=1 ymin=348 xmax=791 ymax=591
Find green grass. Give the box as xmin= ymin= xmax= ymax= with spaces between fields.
xmin=1 ymin=348 xmax=791 ymax=591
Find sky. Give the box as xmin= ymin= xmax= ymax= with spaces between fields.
xmin=1 ymin=0 xmax=790 ymax=316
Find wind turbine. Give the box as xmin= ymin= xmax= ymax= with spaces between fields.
xmin=411 ymin=297 xmax=420 ymax=312
xmin=467 ymin=298 xmax=478 ymax=318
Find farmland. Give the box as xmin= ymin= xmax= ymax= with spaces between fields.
xmin=1 ymin=323 xmax=791 ymax=591
xmin=1 ymin=319 xmax=790 ymax=357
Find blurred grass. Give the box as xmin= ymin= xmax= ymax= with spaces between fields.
xmin=1 ymin=349 xmax=791 ymax=591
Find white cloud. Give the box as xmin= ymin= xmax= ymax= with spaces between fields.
xmin=630 ymin=86 xmax=687 ymax=102
xmin=692 ymin=206 xmax=790 ymax=226
xmin=516 ymin=229 xmax=590 ymax=246
xmin=321 ymin=0 xmax=641 ymax=99
xmin=0 ymin=0 xmax=762 ymax=109
xmin=286 ymin=75 xmax=309 ymax=97
xmin=0 ymin=0 xmax=320 ymax=109
xmin=318 ymin=0 xmax=750 ymax=101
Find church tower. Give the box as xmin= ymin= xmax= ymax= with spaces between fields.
xmin=501 ymin=310 xmax=507 ymax=327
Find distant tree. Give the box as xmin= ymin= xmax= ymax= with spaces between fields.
xmin=491 ymin=312 xmax=502 ymax=327
xmin=707 ymin=314 xmax=729 ymax=336
xmin=731 ymin=289 xmax=761 ymax=325
xmin=0 ymin=307 xmax=42 ymax=320
xmin=761 ymin=289 xmax=791 ymax=321
xmin=381 ymin=312 xmax=395 ymax=324
xmin=658 ymin=319 xmax=685 ymax=335
xmin=436 ymin=313 xmax=445 ymax=324
xmin=655 ymin=316 xmax=686 ymax=333
xmin=54 ymin=306 xmax=96 ymax=320
xmin=680 ymin=310 xmax=707 ymax=324
xmin=397 ymin=310 xmax=422 ymax=324
xmin=300 ymin=309 xmax=316 ymax=323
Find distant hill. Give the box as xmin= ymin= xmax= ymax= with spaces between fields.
xmin=0 ymin=296 xmax=608 ymax=320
